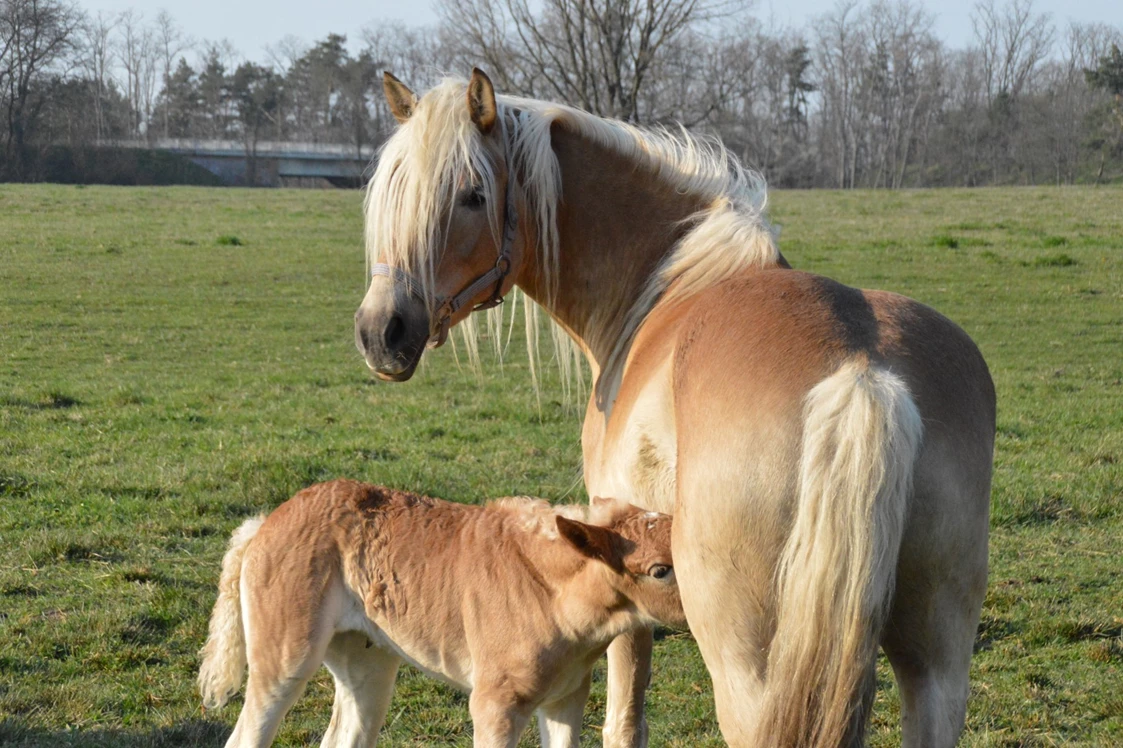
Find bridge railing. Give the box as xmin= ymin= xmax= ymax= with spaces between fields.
xmin=96 ymin=138 xmax=377 ymax=162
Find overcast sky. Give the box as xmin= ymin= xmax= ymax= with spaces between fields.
xmin=76 ymin=0 xmax=1123 ymax=65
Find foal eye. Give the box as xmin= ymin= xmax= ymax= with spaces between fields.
xmin=459 ymin=188 xmax=486 ymax=210
xmin=647 ymin=564 xmax=672 ymax=580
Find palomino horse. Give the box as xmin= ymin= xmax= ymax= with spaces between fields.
xmin=354 ymin=69 xmax=995 ymax=748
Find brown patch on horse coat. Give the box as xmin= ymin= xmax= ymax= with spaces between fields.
xmin=631 ymin=435 xmax=673 ymax=505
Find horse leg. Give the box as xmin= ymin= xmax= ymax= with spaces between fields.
xmin=320 ymin=631 xmax=401 ymax=748
xmin=602 ymin=628 xmax=653 ymax=747
xmin=882 ymin=578 xmax=985 ymax=747
xmin=671 ymin=508 xmax=771 ymax=747
xmin=536 ymin=672 xmax=592 ymax=748
xmin=882 ymin=500 xmax=988 ymax=747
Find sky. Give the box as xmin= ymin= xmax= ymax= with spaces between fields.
xmin=76 ymin=0 xmax=1123 ymax=64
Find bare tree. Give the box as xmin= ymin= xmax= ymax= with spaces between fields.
xmin=706 ymin=21 xmax=818 ymax=185
xmin=438 ymin=0 xmax=524 ymax=95
xmin=114 ymin=8 xmax=144 ymax=136
xmin=362 ymin=22 xmax=450 ymax=137
xmin=439 ymin=0 xmax=747 ymax=122
xmin=814 ymin=0 xmax=864 ymax=187
xmin=154 ymin=9 xmax=190 ymax=138
xmin=973 ymin=0 xmax=1054 ymax=100
xmin=77 ymin=11 xmax=117 ymax=140
xmin=264 ymin=34 xmax=306 ymax=77
xmin=970 ymin=0 xmax=1054 ymax=181
xmin=138 ymin=28 xmax=160 ymax=140
xmin=1031 ymin=23 xmax=1117 ymax=183
xmin=860 ymin=1 xmax=943 ymax=187
xmin=1 ymin=0 xmax=82 ymax=177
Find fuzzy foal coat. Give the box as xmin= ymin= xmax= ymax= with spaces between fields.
xmin=199 ymin=480 xmax=683 ymax=748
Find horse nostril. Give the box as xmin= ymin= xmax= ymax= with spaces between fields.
xmin=384 ymin=314 xmax=406 ymax=350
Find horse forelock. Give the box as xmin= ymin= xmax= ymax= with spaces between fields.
xmin=364 ymin=80 xmax=504 ymax=310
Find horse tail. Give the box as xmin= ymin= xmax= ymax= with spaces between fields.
xmin=198 ymin=515 xmax=265 ymax=710
xmin=758 ymin=359 xmax=923 ymax=747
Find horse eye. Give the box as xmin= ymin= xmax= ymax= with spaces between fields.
xmin=459 ymin=188 xmax=486 ymax=210
xmin=648 ymin=564 xmax=672 ymax=580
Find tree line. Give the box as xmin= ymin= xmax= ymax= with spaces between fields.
xmin=2 ymin=0 xmax=1122 ymax=186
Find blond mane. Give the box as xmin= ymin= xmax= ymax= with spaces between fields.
xmin=489 ymin=496 xmax=588 ymax=539
xmin=364 ymin=77 xmax=778 ymax=398
xmin=487 ymin=495 xmax=644 ymax=540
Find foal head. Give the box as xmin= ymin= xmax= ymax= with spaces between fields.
xmin=556 ymin=498 xmax=687 ymax=630
xmin=355 ymin=69 xmax=526 ymax=381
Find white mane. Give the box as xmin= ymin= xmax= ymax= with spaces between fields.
xmin=364 ymin=77 xmax=778 ymax=398
xmin=490 ymin=496 xmax=588 ymax=539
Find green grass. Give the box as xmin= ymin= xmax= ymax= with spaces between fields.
xmin=2 ymin=184 xmax=1121 ymax=746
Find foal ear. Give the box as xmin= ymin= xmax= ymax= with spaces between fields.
xmin=588 ymin=495 xmax=625 ymax=525
xmin=467 ymin=67 xmax=498 ymax=134
xmin=383 ymin=71 xmax=417 ymax=124
xmin=556 ymin=516 xmax=623 ymax=572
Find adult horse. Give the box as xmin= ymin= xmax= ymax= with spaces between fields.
xmin=354 ymin=69 xmax=994 ymax=748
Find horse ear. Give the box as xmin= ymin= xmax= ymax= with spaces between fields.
xmin=556 ymin=516 xmax=623 ymax=572
xmin=467 ymin=67 xmax=498 ymax=134
xmin=383 ymin=71 xmax=417 ymax=124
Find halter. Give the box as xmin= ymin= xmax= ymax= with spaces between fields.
xmin=370 ymin=169 xmax=518 ymax=349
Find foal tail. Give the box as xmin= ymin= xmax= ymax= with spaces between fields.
xmin=198 ymin=515 xmax=265 ymax=710
xmin=758 ymin=359 xmax=923 ymax=747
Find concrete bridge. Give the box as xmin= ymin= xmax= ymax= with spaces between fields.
xmin=100 ymin=139 xmax=377 ymax=187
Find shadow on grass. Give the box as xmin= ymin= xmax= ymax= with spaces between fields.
xmin=0 ymin=473 xmax=37 ymax=497
xmin=0 ymin=392 xmax=81 ymax=410
xmin=0 ymin=718 xmax=230 ymax=747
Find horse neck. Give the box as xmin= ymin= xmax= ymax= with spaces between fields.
xmin=515 ymin=123 xmax=709 ymax=380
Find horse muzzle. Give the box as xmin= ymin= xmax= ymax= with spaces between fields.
xmin=354 ymin=282 xmax=430 ymax=381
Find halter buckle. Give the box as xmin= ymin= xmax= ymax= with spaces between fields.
xmin=472 ymin=255 xmax=512 ymax=312
xmin=428 ymin=314 xmax=452 ymax=349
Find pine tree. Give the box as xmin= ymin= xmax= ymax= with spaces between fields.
xmin=1084 ymin=44 xmax=1123 ymax=183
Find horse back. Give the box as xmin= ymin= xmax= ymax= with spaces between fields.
xmin=669 ymin=268 xmax=995 ymax=448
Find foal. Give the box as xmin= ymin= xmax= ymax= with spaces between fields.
xmin=198 ymin=479 xmax=684 ymax=747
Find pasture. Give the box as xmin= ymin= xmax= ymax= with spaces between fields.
xmin=1 ymin=183 xmax=1121 ymax=746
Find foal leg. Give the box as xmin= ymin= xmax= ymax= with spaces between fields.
xmin=225 ymin=623 xmax=333 ymax=748
xmin=320 ymin=631 xmax=401 ymax=748
xmin=537 ymin=673 xmax=592 ymax=748
xmin=469 ymin=685 xmax=534 ymax=748
xmin=226 ymin=671 xmax=314 ymax=748
xmin=602 ymin=628 xmax=653 ymax=748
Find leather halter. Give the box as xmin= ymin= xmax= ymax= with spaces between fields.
xmin=370 ymin=172 xmax=517 ymax=349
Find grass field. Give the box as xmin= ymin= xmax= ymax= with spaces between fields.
xmin=1 ymin=183 xmax=1121 ymax=746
